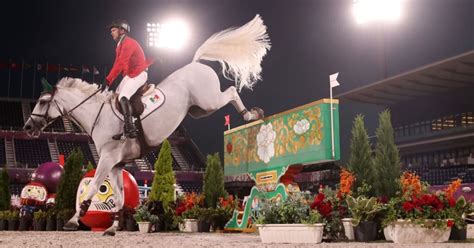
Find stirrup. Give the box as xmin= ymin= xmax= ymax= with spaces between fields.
xmin=112 ymin=133 xmax=125 ymax=140
xmin=112 ymin=130 xmax=137 ymax=140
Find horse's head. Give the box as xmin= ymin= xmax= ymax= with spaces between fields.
xmin=23 ymin=80 xmax=63 ymax=137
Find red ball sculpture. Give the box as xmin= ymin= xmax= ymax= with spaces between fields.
xmin=76 ymin=169 xmax=139 ymax=231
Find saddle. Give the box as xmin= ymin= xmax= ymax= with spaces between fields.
xmin=115 ymin=83 xmax=156 ymax=117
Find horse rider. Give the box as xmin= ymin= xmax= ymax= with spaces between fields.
xmin=102 ymin=20 xmax=153 ymax=140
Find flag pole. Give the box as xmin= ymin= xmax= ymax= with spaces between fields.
xmin=7 ymin=59 xmax=12 ymax=98
xmin=330 ymin=83 xmax=335 ymax=159
xmin=32 ymin=61 xmax=37 ymax=97
xmin=20 ymin=60 xmax=25 ymax=98
xmin=329 ymin=72 xmax=340 ymax=160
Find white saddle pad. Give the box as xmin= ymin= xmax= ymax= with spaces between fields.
xmin=112 ymin=87 xmax=165 ymax=121
xmin=141 ymin=88 xmax=165 ymax=118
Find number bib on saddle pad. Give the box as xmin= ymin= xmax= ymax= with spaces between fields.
xmin=113 ymin=84 xmax=165 ymax=120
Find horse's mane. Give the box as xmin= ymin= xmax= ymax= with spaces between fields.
xmin=56 ymin=77 xmax=113 ymax=102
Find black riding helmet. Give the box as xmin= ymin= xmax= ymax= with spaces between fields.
xmin=107 ymin=20 xmax=130 ymax=33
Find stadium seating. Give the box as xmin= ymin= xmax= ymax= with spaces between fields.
xmin=179 ymin=182 xmax=203 ymax=193
xmin=14 ymin=139 xmax=51 ymax=168
xmin=56 ymin=140 xmax=96 ymax=165
xmin=0 ymin=138 xmax=5 ymax=165
xmin=177 ymin=144 xmax=205 ymax=171
xmin=45 ymin=119 xmax=65 ymax=132
xmin=0 ymin=101 xmax=24 ymax=130
xmin=144 ymin=145 xmax=181 ymax=170
xmin=405 ymin=164 xmax=473 ymax=185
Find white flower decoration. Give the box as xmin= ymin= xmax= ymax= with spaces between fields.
xmin=256 ymin=123 xmax=276 ymax=163
xmin=293 ymin=119 xmax=310 ymax=135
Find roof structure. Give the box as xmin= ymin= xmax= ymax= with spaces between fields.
xmin=337 ymin=50 xmax=474 ymax=106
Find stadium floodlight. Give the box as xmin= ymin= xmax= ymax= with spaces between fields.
xmin=353 ymin=0 xmax=403 ymax=24
xmin=146 ymin=20 xmax=189 ymax=50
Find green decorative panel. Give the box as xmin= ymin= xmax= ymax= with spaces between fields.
xmin=224 ymin=99 xmax=340 ymax=176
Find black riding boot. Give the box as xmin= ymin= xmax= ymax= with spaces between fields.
xmin=113 ymin=97 xmax=138 ymax=140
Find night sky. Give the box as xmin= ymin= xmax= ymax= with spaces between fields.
xmin=2 ymin=0 xmax=473 ymax=161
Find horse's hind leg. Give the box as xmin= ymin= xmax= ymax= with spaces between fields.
xmin=203 ymin=86 xmax=264 ymax=121
xmin=103 ymin=166 xmax=125 ymax=236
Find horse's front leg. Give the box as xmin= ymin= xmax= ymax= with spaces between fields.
xmin=63 ymin=155 xmax=117 ymax=231
xmin=103 ymin=166 xmax=125 ymax=236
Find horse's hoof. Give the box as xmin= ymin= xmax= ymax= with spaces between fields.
xmin=79 ymin=199 xmax=92 ymax=217
xmin=103 ymin=230 xmax=116 ymax=236
xmin=251 ymin=107 xmax=264 ymax=120
xmin=63 ymin=221 xmax=79 ymax=231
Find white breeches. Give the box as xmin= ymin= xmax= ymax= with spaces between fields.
xmin=115 ymin=71 xmax=148 ymax=99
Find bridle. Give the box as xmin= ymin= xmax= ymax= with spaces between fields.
xmin=28 ymin=87 xmax=103 ymax=136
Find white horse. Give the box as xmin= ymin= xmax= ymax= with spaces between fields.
xmin=23 ymin=15 xmax=270 ymax=235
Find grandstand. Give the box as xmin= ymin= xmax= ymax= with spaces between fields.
xmin=337 ymin=50 xmax=474 ymax=188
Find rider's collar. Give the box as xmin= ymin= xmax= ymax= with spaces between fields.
xmin=116 ymin=34 xmax=126 ymax=47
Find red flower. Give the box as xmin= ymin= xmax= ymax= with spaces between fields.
xmin=403 ymin=201 xmax=415 ymax=212
xmin=447 ymin=220 xmax=454 ymax=227
xmin=310 ymin=193 xmax=332 ymax=217
xmin=448 ymin=197 xmax=456 ymax=208
xmin=310 ymin=194 xmax=325 ymax=210
xmin=175 ymin=203 xmax=187 ymax=216
xmin=318 ymin=202 xmax=333 ymax=217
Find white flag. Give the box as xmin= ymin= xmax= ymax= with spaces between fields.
xmin=330 ymin=72 xmax=340 ymax=88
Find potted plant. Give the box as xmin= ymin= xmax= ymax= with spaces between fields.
xmin=174 ymin=193 xmax=204 ymax=232
xmin=19 ymin=210 xmax=33 ymax=231
xmin=177 ymin=206 xmax=200 ymax=232
xmin=0 ymin=211 xmax=7 ymax=231
xmin=346 ymin=195 xmax=383 ymax=242
xmin=197 ymin=207 xmax=212 ymax=232
xmin=336 ymin=169 xmax=356 ymax=240
xmin=134 ymin=203 xmax=158 ymax=233
xmin=56 ymin=209 xmax=74 ymax=231
xmin=6 ymin=210 xmax=20 ymax=231
xmin=255 ymin=192 xmax=325 ymax=244
xmin=33 ymin=210 xmax=47 ymax=231
xmin=383 ymin=172 xmax=459 ymax=243
xmin=121 ymin=205 xmax=137 ymax=231
xmin=45 ymin=208 xmax=57 ymax=231
xmin=446 ymin=180 xmax=473 ymax=240
xmin=208 ymin=195 xmax=237 ymax=232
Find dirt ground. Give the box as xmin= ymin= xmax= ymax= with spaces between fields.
xmin=0 ymin=231 xmax=474 ymax=248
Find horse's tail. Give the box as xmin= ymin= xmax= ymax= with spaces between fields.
xmin=192 ymin=14 xmax=271 ymax=92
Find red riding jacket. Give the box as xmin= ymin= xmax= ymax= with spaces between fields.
xmin=105 ymin=36 xmax=153 ymax=85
